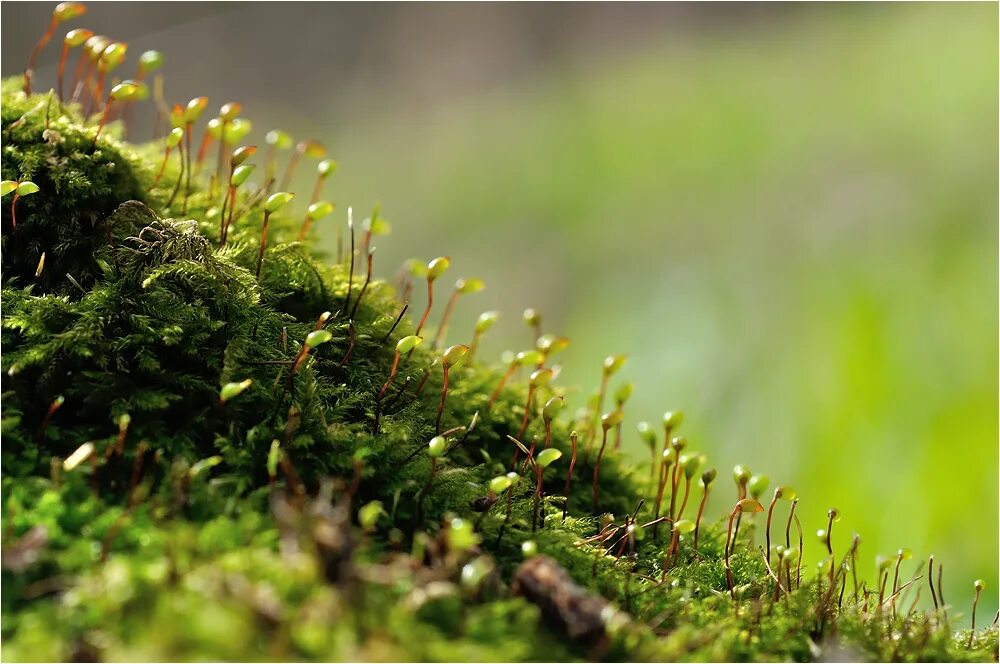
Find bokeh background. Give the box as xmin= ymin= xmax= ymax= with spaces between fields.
xmin=3 ymin=2 xmax=996 ymax=623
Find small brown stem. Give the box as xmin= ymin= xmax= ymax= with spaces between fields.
xmin=153 ymin=147 xmax=172 ymax=186
xmin=345 ymin=211 xmax=356 ymax=313
xmin=561 ymin=431 xmax=578 ymax=522
xmin=511 ymin=385 xmax=536 ymax=468
xmin=432 ymin=288 xmax=460 ymax=349
xmin=765 ymin=491 xmax=779 ymax=569
xmin=374 ymin=350 xmax=402 ymax=432
xmin=57 ymin=42 xmax=70 ymax=104
xmin=591 ymin=425 xmax=610 ymax=512
xmin=487 ymin=361 xmax=517 ymax=410
xmin=255 ymin=211 xmax=272 ymax=280
xmin=380 ymin=302 xmax=408 ymax=344
xmin=677 ymin=476 xmax=693 ymax=520
xmin=166 ymin=137 xmax=185 ymax=208
xmin=348 ymin=249 xmax=374 ymax=321
xmin=339 ymin=321 xmax=356 ymax=366
xmin=435 ymin=364 xmax=450 ymax=434
xmin=10 ymin=194 xmax=20 ymax=229
xmin=279 ymin=149 xmax=301 ymax=191
xmin=182 ymin=122 xmax=193 ymax=213
xmin=414 ymin=279 xmax=434 ymax=337
xmin=90 ymin=98 xmax=113 ymax=148
xmin=652 ymin=456 xmax=672 ymax=542
xmin=693 ymin=484 xmax=711 ymax=550
xmin=969 ymin=586 xmax=981 ymax=648
xmin=927 ymin=555 xmax=938 ymax=612
xmin=70 ymin=49 xmax=88 ymax=104
xmin=24 ymin=16 xmax=59 ymax=95
xmin=724 ymin=503 xmax=741 ymax=599
xmin=213 ymin=118 xmax=228 ymax=196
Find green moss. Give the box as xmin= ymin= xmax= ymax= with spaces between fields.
xmin=1 ymin=71 xmax=996 ymax=664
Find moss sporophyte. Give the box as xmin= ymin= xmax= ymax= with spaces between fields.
xmin=0 ymin=6 xmax=996 ymax=661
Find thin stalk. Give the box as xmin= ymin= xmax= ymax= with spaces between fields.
xmin=487 ymin=360 xmax=518 ymax=409
xmin=511 ymin=385 xmax=537 ymax=468
xmin=927 ymin=555 xmax=938 ymax=612
xmin=434 ymin=364 xmax=450 ymax=434
xmin=652 ymin=456 xmax=673 ymax=542
xmin=255 ymin=210 xmax=272 ymax=279
xmin=432 ymin=287 xmax=460 ymax=349
xmin=414 ymin=279 xmax=434 ymax=337
xmin=24 ymin=14 xmax=59 ymax=95
xmin=182 ymin=121 xmax=193 ymax=213
xmin=379 ymin=303 xmax=409 ymax=344
xmin=345 ymin=210 xmax=355 ymax=315
xmin=561 ymin=431 xmax=578 ymax=522
xmin=213 ymin=118 xmax=228 ymax=196
xmin=765 ymin=491 xmax=779 ymax=568
xmin=10 ymin=193 xmax=20 ymax=229
xmin=153 ymin=146 xmax=172 ymax=185
xmin=693 ymin=483 xmax=711 ymax=550
xmin=374 ymin=349 xmax=402 ymax=432
xmin=348 ymin=249 xmax=374 ymax=321
xmin=724 ymin=503 xmax=741 ymax=599
xmin=57 ymin=42 xmax=70 ymax=104
xmin=591 ymin=425 xmax=611 ymax=512
xmin=90 ymin=96 xmax=114 ymax=148
xmin=339 ymin=321 xmax=356 ymax=366
xmin=166 ymin=139 xmax=186 ymax=208
xmin=70 ymin=48 xmax=89 ymax=103
xmin=676 ymin=475 xmax=693 ymax=520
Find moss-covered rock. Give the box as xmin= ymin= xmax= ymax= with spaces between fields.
xmin=0 ymin=39 xmax=996 ymax=663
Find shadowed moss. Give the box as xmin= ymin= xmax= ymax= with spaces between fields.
xmin=1 ymin=75 xmax=996 ymax=663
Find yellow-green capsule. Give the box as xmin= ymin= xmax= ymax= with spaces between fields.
xmin=489 ymin=475 xmax=513 ymax=494
xmin=15 ymin=181 xmax=40 ymax=197
xmin=529 ymin=368 xmax=554 ymax=389
xmin=65 ymin=28 xmax=93 ymax=48
xmin=308 ymin=200 xmax=335 ymax=221
xmin=602 ymin=354 xmax=627 ymax=376
xmin=535 ymin=448 xmax=562 ymax=469
xmin=219 ymin=379 xmax=252 ymax=403
xmin=138 ymin=50 xmax=164 ymax=74
xmin=601 ymin=410 xmax=623 ymax=429
xmin=443 ymin=344 xmax=469 ymax=367
xmin=266 ymin=130 xmax=293 ymax=150
xmin=475 ymin=311 xmax=499 ymax=333
xmin=358 ymin=501 xmax=385 ymax=530
xmin=184 ymin=96 xmax=209 ymax=123
xmin=264 ymin=191 xmax=294 ymax=212
xmin=223 ymin=118 xmax=252 ymax=144
xmin=673 ymin=519 xmax=696 ymax=534
xmin=457 ymin=277 xmax=485 ymax=294
xmin=230 ymin=164 xmax=255 ymax=187
xmin=54 ymin=2 xmax=87 ymax=22
xmin=662 ymin=410 xmax=684 ymax=429
xmin=305 ymin=329 xmax=333 ymax=349
xmin=230 ymin=145 xmax=257 ymax=167
xmin=427 ymin=256 xmax=451 ymax=280
xmin=395 ymin=335 xmax=423 ymax=354
xmin=542 ymin=396 xmax=564 ymax=421
xmin=427 ymin=435 xmax=447 ymax=458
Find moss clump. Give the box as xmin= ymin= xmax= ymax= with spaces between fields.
xmin=1 ymin=28 xmax=997 ymax=663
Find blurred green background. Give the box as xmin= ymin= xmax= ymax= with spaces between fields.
xmin=3 ymin=2 xmax=996 ymax=623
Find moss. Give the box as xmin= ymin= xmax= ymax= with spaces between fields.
xmin=0 ymin=63 xmax=996 ymax=664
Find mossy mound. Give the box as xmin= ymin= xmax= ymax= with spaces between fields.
xmin=1 ymin=59 xmax=996 ymax=663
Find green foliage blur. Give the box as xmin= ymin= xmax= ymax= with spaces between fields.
xmin=321 ymin=4 xmax=998 ymax=622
